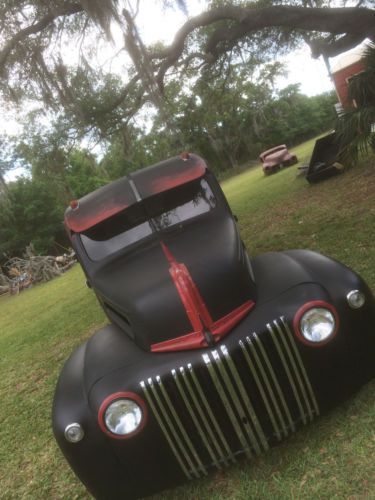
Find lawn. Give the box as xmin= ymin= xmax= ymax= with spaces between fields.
xmin=0 ymin=137 xmax=374 ymax=499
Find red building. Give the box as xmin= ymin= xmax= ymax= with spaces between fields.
xmin=331 ymin=47 xmax=366 ymax=110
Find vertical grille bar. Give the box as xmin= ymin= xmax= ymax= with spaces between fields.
xmin=187 ymin=363 xmax=236 ymax=465
xmin=156 ymin=376 xmax=207 ymax=476
xmin=203 ymin=353 xmax=253 ymax=459
xmin=239 ymin=339 xmax=283 ymax=441
xmin=220 ymin=345 xmax=269 ymax=453
xmin=281 ymin=317 xmax=320 ymax=417
xmin=251 ymin=333 xmax=295 ymax=432
xmin=172 ymin=368 xmax=222 ymax=470
xmin=140 ymin=379 xmax=193 ymax=479
xmin=267 ymin=323 xmax=307 ymax=424
xmin=273 ymin=320 xmax=314 ymax=422
xmin=143 ymin=317 xmax=319 ymax=475
xmin=211 ymin=349 xmax=262 ymax=455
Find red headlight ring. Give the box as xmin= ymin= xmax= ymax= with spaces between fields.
xmin=293 ymin=300 xmax=339 ymax=347
xmin=98 ymin=391 xmax=148 ymax=439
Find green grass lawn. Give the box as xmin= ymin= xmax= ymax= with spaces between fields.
xmin=1 ymin=137 xmax=374 ymax=499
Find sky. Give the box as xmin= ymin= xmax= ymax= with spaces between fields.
xmin=277 ymin=48 xmax=333 ymax=96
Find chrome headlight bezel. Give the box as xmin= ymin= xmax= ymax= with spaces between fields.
xmin=98 ymin=392 xmax=147 ymax=439
xmin=294 ymin=301 xmax=339 ymax=346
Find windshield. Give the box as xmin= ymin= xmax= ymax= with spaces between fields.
xmin=80 ymin=178 xmax=216 ymax=261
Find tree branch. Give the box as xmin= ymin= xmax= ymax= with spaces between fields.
xmin=0 ymin=3 xmax=83 ymax=74
xmin=90 ymin=73 xmax=141 ymax=119
xmin=154 ymin=5 xmax=375 ymax=89
xmin=309 ymin=32 xmax=370 ymax=58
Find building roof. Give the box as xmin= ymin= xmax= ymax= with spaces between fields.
xmin=331 ymin=45 xmax=367 ymax=74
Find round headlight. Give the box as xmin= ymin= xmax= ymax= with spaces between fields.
xmin=299 ymin=307 xmax=336 ymax=344
xmin=347 ymin=290 xmax=365 ymax=309
xmin=99 ymin=392 xmax=146 ymax=438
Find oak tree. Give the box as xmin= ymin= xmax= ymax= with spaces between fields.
xmin=0 ymin=0 xmax=374 ymax=134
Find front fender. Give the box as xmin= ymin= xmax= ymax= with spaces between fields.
xmin=53 ymin=250 xmax=375 ymax=499
xmin=253 ymin=249 xmax=375 ymax=383
xmin=52 ymin=330 xmax=139 ymax=500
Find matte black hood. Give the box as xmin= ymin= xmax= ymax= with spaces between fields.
xmin=79 ymin=211 xmax=256 ymax=351
xmin=67 ymin=155 xmax=256 ymax=351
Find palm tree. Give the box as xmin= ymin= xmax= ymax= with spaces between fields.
xmin=336 ymin=43 xmax=375 ymax=164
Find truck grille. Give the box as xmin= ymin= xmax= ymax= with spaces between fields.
xmin=140 ymin=317 xmax=319 ymax=479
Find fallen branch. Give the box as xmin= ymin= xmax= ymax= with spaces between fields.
xmin=1 ymin=246 xmax=76 ymax=296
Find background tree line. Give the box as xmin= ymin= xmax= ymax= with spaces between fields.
xmin=0 ymin=81 xmax=336 ymax=262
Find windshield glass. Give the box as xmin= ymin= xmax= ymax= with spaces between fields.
xmin=148 ymin=178 xmax=215 ymax=230
xmin=80 ymin=178 xmax=216 ymax=261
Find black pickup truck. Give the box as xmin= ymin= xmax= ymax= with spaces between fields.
xmin=53 ymin=153 xmax=375 ymax=499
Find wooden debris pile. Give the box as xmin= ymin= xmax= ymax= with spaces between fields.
xmin=0 ymin=272 xmax=9 ymax=295
xmin=0 ymin=246 xmax=76 ymax=296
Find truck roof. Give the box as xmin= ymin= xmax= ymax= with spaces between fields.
xmin=65 ymin=153 xmax=207 ymax=233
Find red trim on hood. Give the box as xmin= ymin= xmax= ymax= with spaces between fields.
xmin=151 ymin=243 xmax=254 ymax=352
xmin=210 ymin=301 xmax=255 ymax=342
xmin=150 ymin=330 xmax=209 ymax=352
